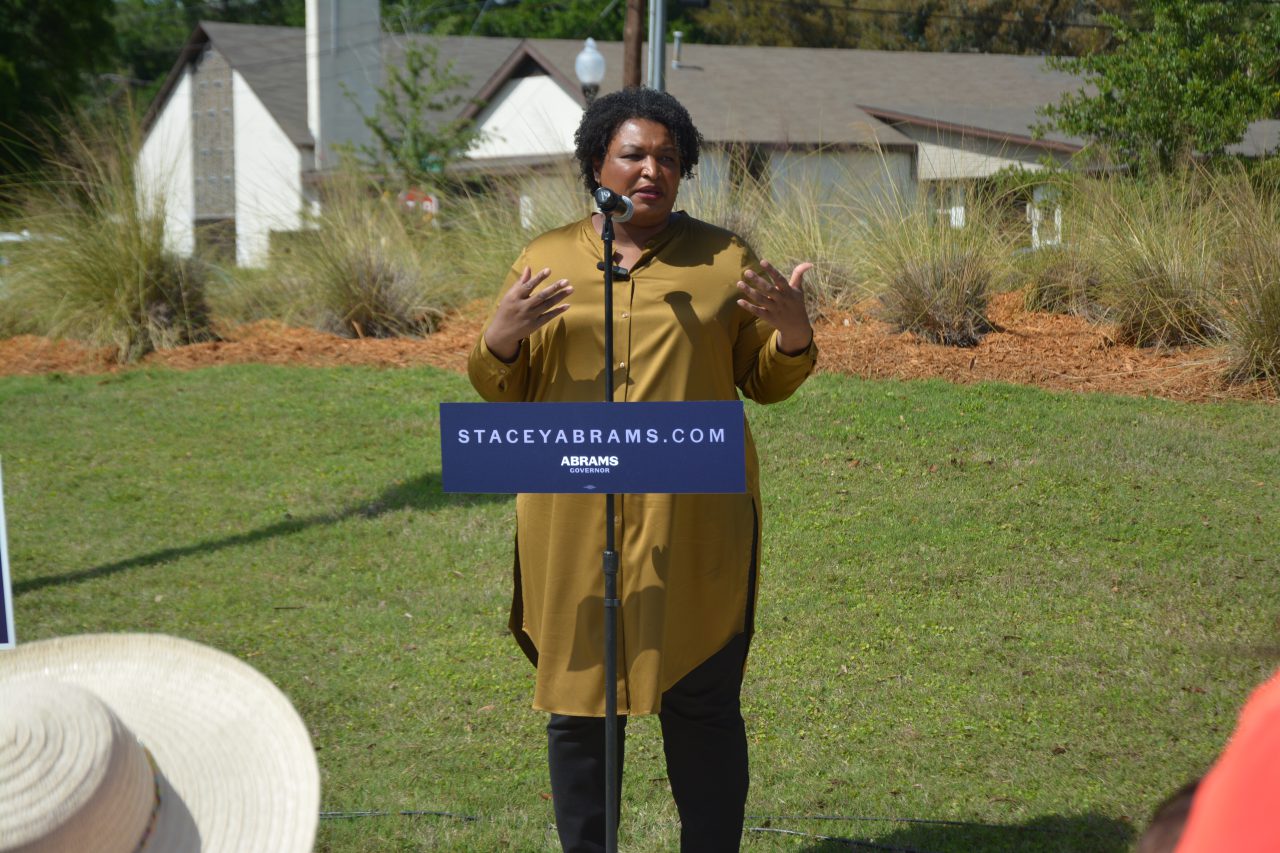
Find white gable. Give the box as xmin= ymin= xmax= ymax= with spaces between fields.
xmin=469 ymin=75 xmax=581 ymax=162
xmin=233 ymin=70 xmax=312 ymax=267
xmin=138 ymin=71 xmax=196 ymax=257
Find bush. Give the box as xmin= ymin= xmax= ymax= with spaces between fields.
xmin=1020 ymin=246 xmax=1105 ymax=318
xmin=1070 ymin=172 xmax=1226 ymax=348
xmin=682 ymin=148 xmax=891 ymax=319
xmin=219 ymin=171 xmax=470 ymax=338
xmin=1215 ymin=175 xmax=1280 ymax=387
xmin=1 ymin=109 xmax=214 ymax=361
xmin=1105 ymin=257 xmax=1222 ymax=348
xmin=852 ymin=184 xmax=1011 ymax=347
xmin=440 ymin=167 xmax=586 ymax=298
xmin=879 ymin=250 xmax=995 ymax=346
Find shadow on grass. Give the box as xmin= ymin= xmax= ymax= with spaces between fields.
xmin=15 ymin=471 xmax=509 ymax=595
xmin=751 ymin=811 xmax=1134 ymax=852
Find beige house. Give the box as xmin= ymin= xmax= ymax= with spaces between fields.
xmin=136 ymin=2 xmax=1278 ymax=266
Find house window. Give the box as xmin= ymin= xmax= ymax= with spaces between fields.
xmin=1027 ymin=184 xmax=1062 ymax=248
xmin=519 ymin=194 xmax=534 ymax=230
xmin=927 ymin=183 xmax=967 ymax=229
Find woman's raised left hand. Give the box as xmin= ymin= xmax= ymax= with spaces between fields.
xmin=736 ymin=260 xmax=814 ymax=356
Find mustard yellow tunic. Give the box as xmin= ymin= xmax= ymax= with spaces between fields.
xmin=468 ymin=214 xmax=816 ymax=716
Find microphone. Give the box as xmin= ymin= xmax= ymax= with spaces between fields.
xmin=593 ymin=187 xmax=634 ymax=223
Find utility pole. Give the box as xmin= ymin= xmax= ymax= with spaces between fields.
xmin=646 ymin=0 xmax=665 ymax=91
xmin=623 ymin=0 xmax=642 ymax=87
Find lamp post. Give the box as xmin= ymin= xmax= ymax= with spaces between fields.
xmin=574 ymin=37 xmax=606 ymax=105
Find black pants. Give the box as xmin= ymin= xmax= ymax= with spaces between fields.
xmin=547 ymin=632 xmax=750 ymax=853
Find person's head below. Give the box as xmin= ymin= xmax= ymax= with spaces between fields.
xmin=1136 ymin=778 xmax=1199 ymax=853
xmin=573 ymin=88 xmax=704 ymax=229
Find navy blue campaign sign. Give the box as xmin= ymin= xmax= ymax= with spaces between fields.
xmin=441 ymin=401 xmax=746 ymax=494
xmin=1 ymin=459 xmax=14 ymax=649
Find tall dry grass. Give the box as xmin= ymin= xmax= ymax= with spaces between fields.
xmin=442 ymin=165 xmax=587 ymax=294
xmin=1213 ymin=174 xmax=1280 ymax=387
xmin=1065 ymin=171 xmax=1227 ymax=348
xmin=6 ymin=119 xmax=1272 ymax=388
xmin=0 ymin=110 xmax=213 ymax=361
xmin=848 ymin=181 xmax=1018 ymax=347
xmin=215 ymin=171 xmax=471 ymax=337
xmin=1022 ymin=167 xmax=1280 ymax=388
xmin=1019 ymin=244 xmax=1106 ymax=318
xmin=213 ymin=166 xmax=589 ymax=332
xmin=682 ymin=147 xmax=903 ymax=319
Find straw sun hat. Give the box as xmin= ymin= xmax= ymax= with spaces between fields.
xmin=0 ymin=634 xmax=319 ymax=853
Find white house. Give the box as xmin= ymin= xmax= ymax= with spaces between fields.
xmin=137 ymin=1 xmax=1280 ymax=266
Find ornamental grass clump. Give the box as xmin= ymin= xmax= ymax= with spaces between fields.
xmin=1215 ymin=174 xmax=1280 ymax=388
xmin=1076 ymin=173 xmax=1226 ymax=348
xmin=855 ymin=185 xmax=1011 ymax=347
xmin=263 ymin=172 xmax=465 ymax=338
xmin=441 ymin=166 xmax=586 ymax=293
xmin=881 ymin=250 xmax=995 ymax=346
xmin=757 ymin=154 xmax=873 ymax=319
xmin=1019 ymin=245 xmax=1105 ymax=318
xmin=679 ymin=152 xmax=770 ymax=259
xmin=682 ymin=147 xmax=887 ymax=319
xmin=1 ymin=111 xmax=214 ymax=361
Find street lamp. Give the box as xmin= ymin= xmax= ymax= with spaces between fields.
xmin=574 ymin=38 xmax=606 ymax=105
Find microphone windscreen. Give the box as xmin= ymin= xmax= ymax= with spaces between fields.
xmin=594 ymin=187 xmax=633 ymax=222
xmin=614 ymin=195 xmax=634 ymax=223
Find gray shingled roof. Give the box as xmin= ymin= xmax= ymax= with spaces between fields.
xmin=159 ymin=25 xmax=529 ymax=148
xmin=384 ymin=33 xmax=524 ymax=129
xmin=150 ymin=28 xmax=1276 ymax=158
xmin=523 ymin=39 xmax=916 ymax=148
xmin=199 ymin=22 xmax=311 ymax=147
xmin=151 ymin=26 xmax=1078 ymax=152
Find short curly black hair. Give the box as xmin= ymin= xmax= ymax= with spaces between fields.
xmin=573 ymin=88 xmax=703 ymax=194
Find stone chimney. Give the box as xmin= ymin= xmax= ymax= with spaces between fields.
xmin=306 ymin=0 xmax=381 ymax=171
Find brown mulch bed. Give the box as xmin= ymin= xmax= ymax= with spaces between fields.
xmin=1 ymin=292 xmax=1275 ymax=404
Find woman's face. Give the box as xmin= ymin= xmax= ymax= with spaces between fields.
xmin=593 ymin=118 xmax=681 ymax=228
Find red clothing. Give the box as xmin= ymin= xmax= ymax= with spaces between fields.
xmin=1176 ymin=668 xmax=1280 ymax=852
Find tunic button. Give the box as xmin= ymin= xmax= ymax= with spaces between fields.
xmin=621 ymin=312 xmax=629 ymax=319
xmin=618 ymin=361 xmax=626 ymax=368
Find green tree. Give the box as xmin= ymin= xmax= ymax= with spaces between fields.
xmin=693 ymin=0 xmax=868 ymax=46
xmin=384 ymin=0 xmax=707 ymax=43
xmin=691 ymin=0 xmax=1136 ymax=52
xmin=109 ymin=0 xmax=304 ymax=108
xmin=109 ymin=0 xmax=190 ymax=101
xmin=914 ymin=0 xmax=1134 ymax=55
xmin=349 ymin=38 xmax=480 ymax=189
xmin=385 ymin=0 xmax=1131 ymax=52
xmin=0 ymin=0 xmax=115 ymax=176
xmin=1037 ymin=0 xmax=1280 ymax=172
xmin=385 ymin=0 xmax=617 ymax=37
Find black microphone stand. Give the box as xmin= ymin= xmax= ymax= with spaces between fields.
xmin=598 ymin=204 xmax=621 ymax=853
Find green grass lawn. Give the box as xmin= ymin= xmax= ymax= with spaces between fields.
xmin=2 ymin=365 xmax=1276 ymax=851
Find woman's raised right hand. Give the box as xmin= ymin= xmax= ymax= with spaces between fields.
xmin=482 ymin=266 xmax=573 ymax=363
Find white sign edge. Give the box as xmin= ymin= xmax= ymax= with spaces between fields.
xmin=0 ymin=458 xmax=14 ymax=649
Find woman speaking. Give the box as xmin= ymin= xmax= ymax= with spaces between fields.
xmin=468 ymin=88 xmax=817 ymax=853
